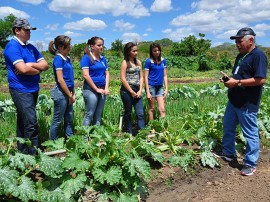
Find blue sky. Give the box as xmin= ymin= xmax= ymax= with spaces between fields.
xmin=1 ymin=0 xmax=270 ymax=50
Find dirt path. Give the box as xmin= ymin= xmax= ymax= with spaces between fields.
xmin=146 ymin=148 xmax=270 ymax=202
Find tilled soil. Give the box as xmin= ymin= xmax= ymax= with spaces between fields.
xmin=146 ymin=149 xmax=270 ymax=202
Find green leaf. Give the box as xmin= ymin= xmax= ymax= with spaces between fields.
xmin=38 ymin=188 xmax=70 ymax=202
xmin=92 ymin=156 xmax=110 ymax=168
xmin=39 ymin=153 xmax=64 ymax=178
xmin=0 ymin=167 xmax=19 ymax=194
xmin=169 ymin=151 xmax=195 ymax=172
xmin=92 ymin=166 xmax=122 ymax=185
xmin=42 ymin=138 xmax=65 ymax=150
xmin=124 ymin=157 xmax=151 ymax=181
xmin=11 ymin=176 xmax=36 ymax=202
xmin=200 ymin=150 xmax=220 ymax=168
xmin=62 ymin=151 xmax=90 ymax=173
xmin=8 ymin=152 xmax=36 ymax=170
xmin=108 ymin=191 xmax=138 ymax=202
xmin=60 ymin=174 xmax=87 ymax=199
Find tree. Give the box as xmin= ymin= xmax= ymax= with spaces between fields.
xmin=0 ymin=14 xmax=16 ymax=48
xmin=170 ymin=33 xmax=211 ymax=57
xmin=110 ymin=39 xmax=123 ymax=56
xmin=34 ymin=41 xmax=44 ymax=52
xmin=70 ymin=42 xmax=86 ymax=60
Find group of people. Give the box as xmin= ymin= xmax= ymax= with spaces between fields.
xmin=3 ymin=18 xmax=168 ymax=153
xmin=3 ymin=18 xmax=268 ymax=177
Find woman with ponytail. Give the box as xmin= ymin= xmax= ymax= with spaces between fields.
xmin=80 ymin=36 xmax=110 ymax=126
xmin=48 ymin=35 xmax=75 ymax=140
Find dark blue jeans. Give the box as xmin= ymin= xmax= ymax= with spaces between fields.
xmin=120 ymin=85 xmax=145 ymax=134
xmin=9 ymin=88 xmax=39 ymax=155
xmin=50 ymin=86 xmax=74 ymax=140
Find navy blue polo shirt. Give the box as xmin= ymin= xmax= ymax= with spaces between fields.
xmin=228 ymin=47 xmax=268 ymax=112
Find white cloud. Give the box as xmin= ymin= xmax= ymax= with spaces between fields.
xmin=16 ymin=0 xmax=45 ymax=5
xmin=163 ymin=28 xmax=193 ymax=42
xmin=150 ymin=0 xmax=172 ymax=12
xmin=168 ymin=0 xmax=270 ymax=42
xmin=48 ymin=0 xmax=150 ymax=18
xmin=63 ymin=17 xmax=107 ymax=31
xmin=64 ymin=31 xmax=83 ymax=38
xmin=0 ymin=7 xmax=29 ymax=19
xmin=146 ymin=28 xmax=152 ymax=32
xmin=114 ymin=20 xmax=135 ymax=31
xmin=45 ymin=24 xmax=59 ymax=31
xmin=122 ymin=32 xmax=141 ymax=44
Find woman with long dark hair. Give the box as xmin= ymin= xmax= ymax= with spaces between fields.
xmin=144 ymin=43 xmax=168 ymax=121
xmin=120 ymin=42 xmax=145 ymax=134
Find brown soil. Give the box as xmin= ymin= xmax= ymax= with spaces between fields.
xmin=146 ymin=148 xmax=270 ymax=202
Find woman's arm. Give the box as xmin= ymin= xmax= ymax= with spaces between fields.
xmin=56 ymin=70 xmax=75 ymax=104
xmin=163 ymin=68 xmax=168 ymax=96
xmin=104 ymin=70 xmax=110 ymax=95
xmin=137 ymin=61 xmax=144 ymax=98
xmin=120 ymin=60 xmax=137 ymax=98
xmin=82 ymin=68 xmax=104 ymax=94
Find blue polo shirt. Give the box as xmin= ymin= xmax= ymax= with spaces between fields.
xmin=4 ymin=37 xmax=44 ymax=92
xmin=53 ymin=54 xmax=74 ymax=89
xmin=80 ymin=53 xmax=108 ymax=86
xmin=144 ymin=58 xmax=166 ymax=86
xmin=228 ymin=47 xmax=268 ymax=112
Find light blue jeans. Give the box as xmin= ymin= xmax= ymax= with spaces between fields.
xmin=222 ymin=101 xmax=259 ymax=168
xmin=50 ymin=86 xmax=74 ymax=140
xmin=82 ymin=84 xmax=106 ymax=126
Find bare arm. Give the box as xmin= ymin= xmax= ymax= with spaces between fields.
xmin=163 ymin=68 xmax=168 ymax=96
xmin=220 ymin=71 xmax=266 ymax=88
xmin=15 ymin=61 xmax=40 ymax=75
xmin=137 ymin=61 xmax=144 ymax=98
xmin=104 ymin=70 xmax=110 ymax=95
xmin=29 ymin=60 xmax=48 ymax=71
xmin=120 ymin=60 xmax=137 ymax=98
xmin=144 ymin=69 xmax=151 ymax=99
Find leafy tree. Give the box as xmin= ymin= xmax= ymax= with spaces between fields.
xmin=0 ymin=14 xmax=16 ymax=48
xmin=170 ymin=33 xmax=211 ymax=57
xmin=70 ymin=42 xmax=86 ymax=60
xmin=110 ymin=39 xmax=123 ymax=57
xmin=111 ymin=39 xmax=123 ymax=52
xmin=154 ymin=38 xmax=174 ymax=47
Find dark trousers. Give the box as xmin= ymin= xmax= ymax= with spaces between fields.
xmin=9 ymin=88 xmax=39 ymax=155
xmin=120 ymin=85 xmax=145 ymax=134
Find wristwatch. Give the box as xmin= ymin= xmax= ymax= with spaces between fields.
xmin=237 ymin=80 xmax=242 ymax=86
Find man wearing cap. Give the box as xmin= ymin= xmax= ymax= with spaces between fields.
xmin=4 ymin=18 xmax=48 ymax=155
xmin=213 ymin=27 xmax=268 ymax=176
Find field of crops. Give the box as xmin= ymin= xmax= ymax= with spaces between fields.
xmin=1 ymin=75 xmax=270 ymax=201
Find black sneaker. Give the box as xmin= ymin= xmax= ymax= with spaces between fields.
xmin=240 ymin=165 xmax=256 ymax=176
xmin=212 ymin=150 xmax=235 ymax=162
